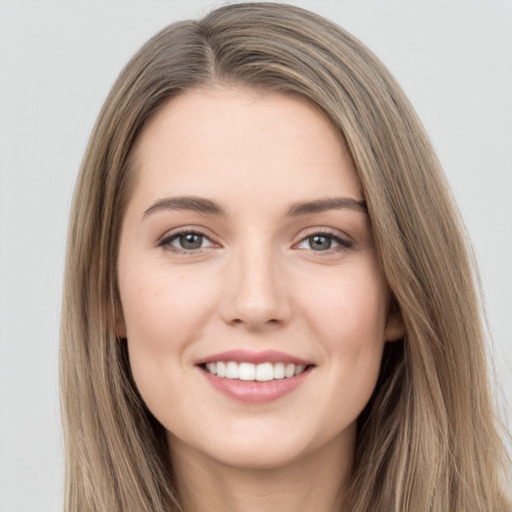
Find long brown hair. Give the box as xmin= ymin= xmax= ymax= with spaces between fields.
xmin=61 ymin=3 xmax=511 ymax=510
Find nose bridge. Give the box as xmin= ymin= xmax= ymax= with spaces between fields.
xmin=222 ymin=234 xmax=290 ymax=328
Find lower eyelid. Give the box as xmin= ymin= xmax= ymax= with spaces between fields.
xmin=157 ymin=229 xmax=352 ymax=252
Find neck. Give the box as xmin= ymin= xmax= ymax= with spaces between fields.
xmin=170 ymin=435 xmax=353 ymax=512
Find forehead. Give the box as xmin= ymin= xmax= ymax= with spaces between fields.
xmin=129 ymin=86 xmax=362 ymax=210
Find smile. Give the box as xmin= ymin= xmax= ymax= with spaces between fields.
xmin=197 ymin=350 xmax=314 ymax=403
xmin=204 ymin=361 xmax=307 ymax=381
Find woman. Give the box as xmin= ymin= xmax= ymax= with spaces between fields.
xmin=60 ymin=3 xmax=511 ymax=511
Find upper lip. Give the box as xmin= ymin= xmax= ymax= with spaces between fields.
xmin=196 ymin=349 xmax=313 ymax=366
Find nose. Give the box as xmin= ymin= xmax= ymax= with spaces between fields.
xmin=219 ymin=244 xmax=292 ymax=330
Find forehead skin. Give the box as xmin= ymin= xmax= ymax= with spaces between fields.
xmin=128 ymin=86 xmax=363 ymax=215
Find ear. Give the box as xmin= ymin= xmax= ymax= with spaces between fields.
xmin=384 ymin=300 xmax=405 ymax=342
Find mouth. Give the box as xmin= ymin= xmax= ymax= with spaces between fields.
xmin=196 ymin=350 xmax=314 ymax=403
xmin=200 ymin=361 xmax=309 ymax=381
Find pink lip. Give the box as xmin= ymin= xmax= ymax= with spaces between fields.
xmin=196 ymin=350 xmax=314 ymax=404
xmin=200 ymin=367 xmax=312 ymax=403
xmin=196 ymin=349 xmax=312 ymax=366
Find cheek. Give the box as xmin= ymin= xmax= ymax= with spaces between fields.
xmin=298 ymin=263 xmax=388 ymax=406
xmin=120 ymin=264 xmax=219 ymax=344
xmin=118 ymin=265 xmax=218 ymax=395
xmin=119 ymin=268 xmax=216 ymax=415
xmin=300 ymin=262 xmax=389 ymax=343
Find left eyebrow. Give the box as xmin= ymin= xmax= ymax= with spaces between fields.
xmin=285 ymin=197 xmax=367 ymax=216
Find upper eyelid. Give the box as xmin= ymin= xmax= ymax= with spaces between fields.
xmin=295 ymin=227 xmax=353 ymax=243
xmin=294 ymin=233 xmax=353 ymax=252
xmin=157 ymin=230 xmax=218 ymax=255
xmin=157 ymin=225 xmax=350 ymax=237
xmin=158 ymin=226 xmax=218 ymax=243
xmin=157 ymin=226 xmax=352 ymax=242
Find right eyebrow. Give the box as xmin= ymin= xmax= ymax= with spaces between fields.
xmin=142 ymin=196 xmax=226 ymax=219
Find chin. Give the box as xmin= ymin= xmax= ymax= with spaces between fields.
xmin=212 ymin=442 xmax=307 ymax=470
xmin=168 ymin=420 xmax=350 ymax=472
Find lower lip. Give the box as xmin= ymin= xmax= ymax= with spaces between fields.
xmin=200 ymin=367 xmax=312 ymax=403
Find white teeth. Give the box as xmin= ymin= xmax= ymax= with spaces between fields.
xmin=216 ymin=361 xmax=226 ymax=377
xmin=294 ymin=365 xmax=306 ymax=376
xmin=238 ymin=362 xmax=256 ymax=381
xmin=284 ymin=363 xmax=295 ymax=378
xmin=204 ymin=361 xmax=308 ymax=381
xmin=273 ymin=362 xmax=285 ymax=379
xmin=256 ymin=362 xmax=273 ymax=381
xmin=225 ymin=361 xmax=239 ymax=379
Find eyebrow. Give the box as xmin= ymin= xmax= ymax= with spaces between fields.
xmin=142 ymin=195 xmax=367 ymax=219
xmin=285 ymin=197 xmax=367 ymax=216
xmin=143 ymin=196 xmax=226 ymax=218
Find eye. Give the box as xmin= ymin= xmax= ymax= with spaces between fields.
xmin=159 ymin=230 xmax=215 ymax=252
xmin=296 ymin=232 xmax=352 ymax=252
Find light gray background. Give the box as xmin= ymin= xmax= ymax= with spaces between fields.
xmin=0 ymin=1 xmax=511 ymax=510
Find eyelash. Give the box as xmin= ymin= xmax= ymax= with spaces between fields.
xmin=157 ymin=228 xmax=353 ymax=255
xmin=296 ymin=230 xmax=353 ymax=253
xmin=158 ymin=229 xmax=215 ymax=255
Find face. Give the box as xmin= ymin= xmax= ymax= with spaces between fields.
xmin=117 ymin=87 xmax=403 ymax=471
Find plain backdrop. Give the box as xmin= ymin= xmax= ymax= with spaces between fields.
xmin=0 ymin=1 xmax=511 ymax=510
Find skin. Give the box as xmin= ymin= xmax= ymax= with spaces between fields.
xmin=117 ymin=86 xmax=403 ymax=512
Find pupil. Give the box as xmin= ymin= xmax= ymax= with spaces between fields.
xmin=310 ymin=235 xmax=331 ymax=250
xmin=180 ymin=233 xmax=202 ymax=249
